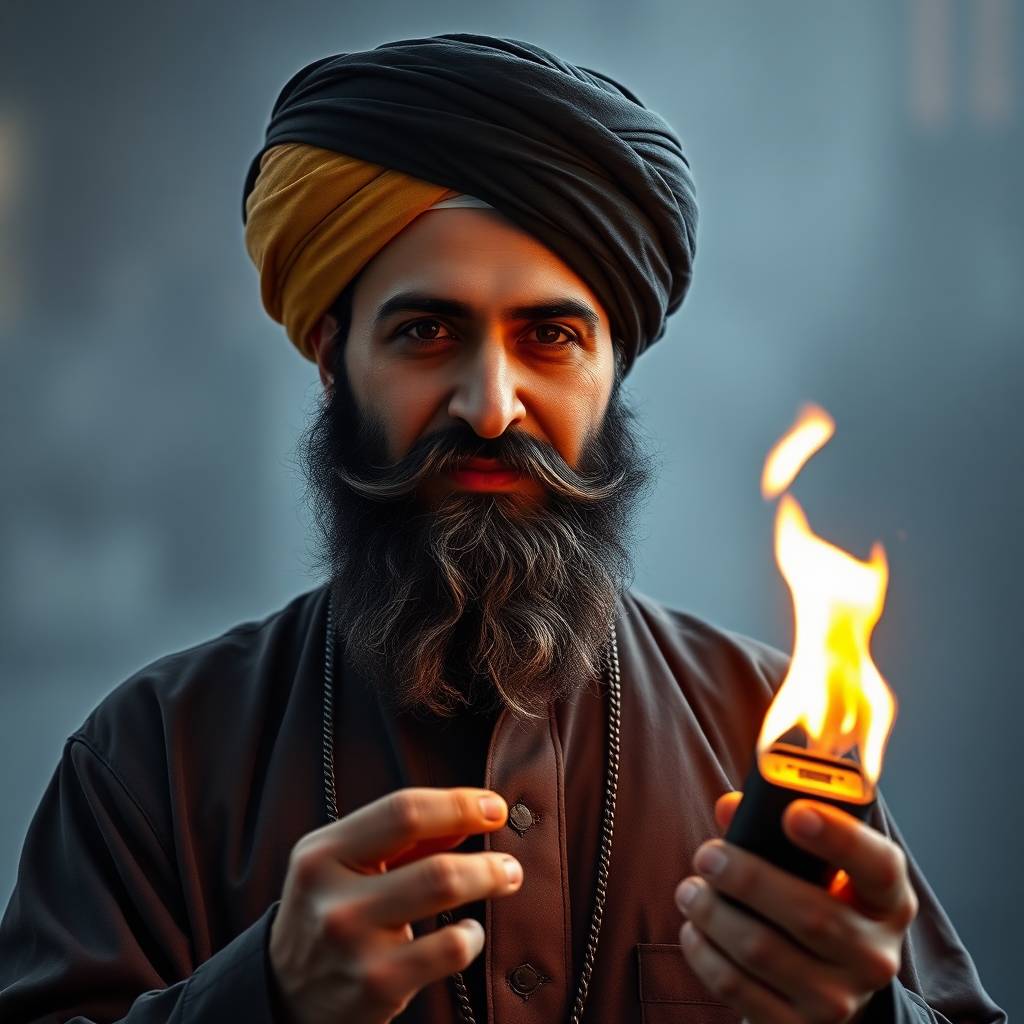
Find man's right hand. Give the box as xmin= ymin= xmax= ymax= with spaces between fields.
xmin=269 ymin=787 xmax=522 ymax=1024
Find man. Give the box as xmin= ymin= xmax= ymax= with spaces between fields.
xmin=0 ymin=34 xmax=1003 ymax=1024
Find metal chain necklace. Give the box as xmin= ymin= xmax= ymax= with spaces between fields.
xmin=323 ymin=597 xmax=621 ymax=1024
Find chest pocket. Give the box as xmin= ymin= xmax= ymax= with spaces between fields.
xmin=637 ymin=944 xmax=742 ymax=1024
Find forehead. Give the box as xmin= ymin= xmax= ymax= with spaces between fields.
xmin=353 ymin=208 xmax=610 ymax=319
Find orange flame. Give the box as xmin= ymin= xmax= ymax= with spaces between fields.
xmin=758 ymin=407 xmax=896 ymax=801
xmin=761 ymin=404 xmax=835 ymax=499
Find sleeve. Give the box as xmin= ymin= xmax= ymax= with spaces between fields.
xmin=860 ymin=797 xmax=1007 ymax=1024
xmin=0 ymin=737 xmax=279 ymax=1024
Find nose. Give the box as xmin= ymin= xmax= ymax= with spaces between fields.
xmin=447 ymin=338 xmax=527 ymax=438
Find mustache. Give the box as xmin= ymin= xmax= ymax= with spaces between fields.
xmin=335 ymin=419 xmax=624 ymax=503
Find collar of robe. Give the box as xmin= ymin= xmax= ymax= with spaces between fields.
xmin=321 ymin=596 xmax=621 ymax=1024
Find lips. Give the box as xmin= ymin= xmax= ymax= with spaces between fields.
xmin=447 ymin=457 xmax=524 ymax=491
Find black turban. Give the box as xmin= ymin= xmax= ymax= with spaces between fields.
xmin=243 ymin=33 xmax=698 ymax=369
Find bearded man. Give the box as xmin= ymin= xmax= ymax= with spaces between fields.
xmin=0 ymin=34 xmax=1003 ymax=1024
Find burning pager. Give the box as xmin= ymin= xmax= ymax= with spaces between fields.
xmin=725 ymin=744 xmax=875 ymax=886
xmin=728 ymin=403 xmax=897 ymax=888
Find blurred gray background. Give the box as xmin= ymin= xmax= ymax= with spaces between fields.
xmin=0 ymin=0 xmax=1020 ymax=1016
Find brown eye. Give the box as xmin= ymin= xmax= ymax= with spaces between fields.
xmin=412 ymin=320 xmax=442 ymax=340
xmin=535 ymin=324 xmax=569 ymax=344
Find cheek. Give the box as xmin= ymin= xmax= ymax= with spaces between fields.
xmin=343 ymin=326 xmax=444 ymax=459
xmin=356 ymin=362 xmax=450 ymax=459
xmin=534 ymin=363 xmax=614 ymax=467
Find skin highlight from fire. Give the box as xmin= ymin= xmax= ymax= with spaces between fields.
xmin=308 ymin=207 xmax=617 ymax=506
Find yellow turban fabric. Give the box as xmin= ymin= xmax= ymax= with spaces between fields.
xmin=244 ymin=143 xmax=458 ymax=360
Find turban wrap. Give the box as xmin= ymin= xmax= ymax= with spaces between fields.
xmin=244 ymin=34 xmax=698 ymax=369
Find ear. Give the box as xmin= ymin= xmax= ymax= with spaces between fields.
xmin=309 ymin=314 xmax=338 ymax=390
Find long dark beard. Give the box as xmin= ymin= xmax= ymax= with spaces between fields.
xmin=301 ymin=367 xmax=653 ymax=718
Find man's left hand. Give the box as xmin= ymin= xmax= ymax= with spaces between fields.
xmin=675 ymin=793 xmax=919 ymax=1024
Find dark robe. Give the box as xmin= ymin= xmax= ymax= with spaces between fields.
xmin=0 ymin=588 xmax=1004 ymax=1024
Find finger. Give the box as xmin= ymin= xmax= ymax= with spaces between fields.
xmin=386 ymin=833 xmax=470 ymax=870
xmin=691 ymin=838 xmax=907 ymax=990
xmin=715 ymin=791 xmax=743 ymax=831
xmin=782 ymin=802 xmax=917 ymax=920
xmin=317 ymin=788 xmax=509 ymax=870
xmin=676 ymin=876 xmax=860 ymax=1022
xmin=361 ymin=919 xmax=485 ymax=1015
xmin=351 ymin=851 xmax=523 ymax=928
xmin=679 ymin=921 xmax=803 ymax=1024
xmin=690 ymin=839 xmax=877 ymax=968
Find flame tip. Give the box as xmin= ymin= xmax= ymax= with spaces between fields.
xmin=761 ymin=404 xmax=836 ymax=499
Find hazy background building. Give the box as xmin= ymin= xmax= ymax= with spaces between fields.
xmin=0 ymin=0 xmax=1020 ymax=1014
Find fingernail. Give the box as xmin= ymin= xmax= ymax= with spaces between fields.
xmin=790 ymin=806 xmax=824 ymax=838
xmin=479 ymin=794 xmax=505 ymax=821
xmin=679 ymin=921 xmax=698 ymax=951
xmin=694 ymin=843 xmax=728 ymax=877
xmin=455 ymin=918 xmax=485 ymax=956
xmin=502 ymin=857 xmax=523 ymax=885
xmin=676 ymin=879 xmax=699 ymax=911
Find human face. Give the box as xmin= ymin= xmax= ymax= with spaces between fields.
xmin=309 ymin=208 xmax=617 ymax=501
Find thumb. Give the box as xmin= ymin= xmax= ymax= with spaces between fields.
xmin=715 ymin=791 xmax=743 ymax=831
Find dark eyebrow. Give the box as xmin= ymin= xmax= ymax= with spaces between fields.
xmin=374 ymin=293 xmax=601 ymax=334
xmin=373 ymin=293 xmax=476 ymax=322
xmin=508 ymin=301 xmax=600 ymax=333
